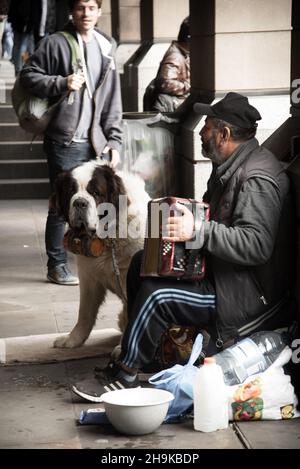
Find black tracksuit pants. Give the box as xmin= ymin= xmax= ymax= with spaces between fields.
xmin=119 ymin=250 xmax=216 ymax=369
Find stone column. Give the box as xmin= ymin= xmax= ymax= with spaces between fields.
xmin=287 ymin=1 xmax=300 ymax=323
xmin=123 ymin=0 xmax=189 ymax=111
xmin=262 ymin=0 xmax=300 ymax=160
xmin=291 ymin=0 xmax=300 ymax=118
xmin=98 ymin=0 xmax=112 ymax=35
xmin=111 ymin=0 xmax=141 ymax=111
xmin=181 ymin=0 xmax=292 ymax=200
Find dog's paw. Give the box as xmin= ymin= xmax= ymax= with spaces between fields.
xmin=53 ymin=334 xmax=82 ymax=349
xmin=111 ymin=344 xmax=122 ymax=360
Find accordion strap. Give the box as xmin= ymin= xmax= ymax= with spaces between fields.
xmin=182 ymin=249 xmax=198 ymax=280
xmin=182 ymin=203 xmax=203 ymax=280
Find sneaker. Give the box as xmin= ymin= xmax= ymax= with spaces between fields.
xmin=47 ymin=264 xmax=79 ymax=286
xmin=72 ymin=362 xmax=140 ymax=403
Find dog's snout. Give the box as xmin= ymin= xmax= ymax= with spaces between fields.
xmin=73 ymin=198 xmax=89 ymax=210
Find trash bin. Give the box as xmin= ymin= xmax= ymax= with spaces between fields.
xmin=120 ymin=112 xmax=179 ymax=198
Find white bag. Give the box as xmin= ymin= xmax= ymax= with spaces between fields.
xmin=227 ymin=347 xmax=300 ymax=421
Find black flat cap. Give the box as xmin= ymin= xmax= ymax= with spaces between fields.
xmin=194 ymin=92 xmax=261 ymax=129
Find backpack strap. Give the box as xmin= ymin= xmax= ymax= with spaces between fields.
xmin=58 ymin=31 xmax=82 ymax=72
xmin=58 ymin=31 xmax=83 ymax=104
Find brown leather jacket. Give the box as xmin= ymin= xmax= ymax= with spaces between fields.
xmin=155 ymin=41 xmax=190 ymax=97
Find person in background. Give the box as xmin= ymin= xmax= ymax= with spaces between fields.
xmin=31 ymin=0 xmax=69 ymax=46
xmin=143 ymin=16 xmax=190 ymax=113
xmin=8 ymin=0 xmax=35 ymax=74
xmin=72 ymin=92 xmax=296 ymax=402
xmin=20 ymin=0 xmax=123 ymax=285
xmin=0 ymin=0 xmax=10 ymax=58
xmin=8 ymin=0 xmax=70 ymax=74
xmin=55 ymin=0 xmax=70 ymax=31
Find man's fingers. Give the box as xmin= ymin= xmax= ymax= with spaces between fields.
xmin=162 ymin=235 xmax=181 ymax=242
xmin=173 ymin=203 xmax=190 ymax=215
xmin=67 ymin=73 xmax=85 ymax=91
xmin=162 ymin=223 xmax=182 ymax=238
xmin=101 ymin=147 xmax=120 ymax=167
xmin=110 ymin=150 xmax=120 ymax=168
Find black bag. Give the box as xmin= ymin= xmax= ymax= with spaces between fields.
xmin=143 ymin=79 xmax=158 ymax=111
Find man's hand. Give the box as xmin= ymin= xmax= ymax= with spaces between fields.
xmin=102 ymin=146 xmax=120 ymax=168
xmin=162 ymin=203 xmax=195 ymax=242
xmin=67 ymin=72 xmax=85 ymax=91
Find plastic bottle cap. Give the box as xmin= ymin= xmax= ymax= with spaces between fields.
xmin=204 ymin=357 xmax=216 ymax=365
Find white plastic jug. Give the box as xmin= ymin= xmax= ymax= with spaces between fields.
xmin=193 ymin=362 xmax=228 ymax=432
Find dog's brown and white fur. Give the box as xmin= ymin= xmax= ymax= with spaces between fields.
xmin=53 ymin=161 xmax=149 ymax=349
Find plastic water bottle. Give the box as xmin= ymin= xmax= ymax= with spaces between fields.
xmin=193 ymin=362 xmax=228 ymax=432
xmin=213 ymin=331 xmax=287 ymax=386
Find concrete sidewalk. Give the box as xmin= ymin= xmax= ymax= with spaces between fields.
xmin=0 ymin=199 xmax=299 ymax=449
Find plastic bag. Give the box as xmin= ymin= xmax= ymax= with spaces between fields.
xmin=149 ymin=333 xmax=203 ymax=422
xmin=227 ymin=347 xmax=300 ymax=421
xmin=120 ymin=114 xmax=178 ymax=198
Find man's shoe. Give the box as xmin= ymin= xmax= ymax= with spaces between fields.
xmin=47 ymin=264 xmax=79 ymax=286
xmin=72 ymin=362 xmax=140 ymax=403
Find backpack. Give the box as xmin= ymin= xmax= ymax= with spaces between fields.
xmin=143 ymin=79 xmax=158 ymax=111
xmin=12 ymin=32 xmax=81 ymax=135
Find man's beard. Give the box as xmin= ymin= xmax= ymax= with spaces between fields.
xmin=201 ymin=135 xmax=224 ymax=165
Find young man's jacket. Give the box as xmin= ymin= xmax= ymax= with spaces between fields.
xmin=202 ymin=138 xmax=296 ymax=345
xmin=20 ymin=22 xmax=123 ymax=156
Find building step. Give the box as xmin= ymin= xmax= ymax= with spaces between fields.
xmin=0 ymin=178 xmax=51 ymax=199
xmin=0 ymin=105 xmax=17 ymax=123
xmin=0 ymin=159 xmax=48 ymax=179
xmin=0 ymin=59 xmax=15 ymax=77
xmin=0 ymin=85 xmax=12 ymax=105
xmin=0 ymin=123 xmax=40 ymax=141
xmin=0 ymin=141 xmax=44 ymax=159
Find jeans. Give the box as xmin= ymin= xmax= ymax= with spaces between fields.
xmin=12 ymin=31 xmax=34 ymax=74
xmin=43 ymin=138 xmax=96 ymax=270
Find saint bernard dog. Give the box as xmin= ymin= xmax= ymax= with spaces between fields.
xmin=53 ymin=160 xmax=150 ymax=349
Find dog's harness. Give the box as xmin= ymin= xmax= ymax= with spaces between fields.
xmin=63 ymin=229 xmax=127 ymax=303
xmin=63 ymin=229 xmax=104 ymax=257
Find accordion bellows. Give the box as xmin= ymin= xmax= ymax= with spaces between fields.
xmin=141 ymin=197 xmax=209 ymax=280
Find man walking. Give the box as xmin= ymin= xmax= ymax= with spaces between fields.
xmin=20 ymin=0 xmax=123 ymax=285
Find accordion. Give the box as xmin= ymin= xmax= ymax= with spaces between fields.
xmin=141 ymin=197 xmax=209 ymax=280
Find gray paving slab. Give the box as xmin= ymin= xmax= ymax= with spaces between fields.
xmin=0 ymin=363 xmax=81 ymax=449
xmin=0 ymin=247 xmax=43 ymax=267
xmin=76 ymin=419 xmax=243 ymax=450
xmin=0 ymin=362 xmax=70 ymax=392
xmin=0 ymin=308 xmax=57 ymax=337
xmin=53 ymin=291 xmax=120 ymax=333
xmin=234 ymin=419 xmax=300 ymax=449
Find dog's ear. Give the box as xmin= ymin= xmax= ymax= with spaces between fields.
xmin=105 ymin=168 xmax=127 ymax=209
xmin=54 ymin=172 xmax=77 ymax=221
